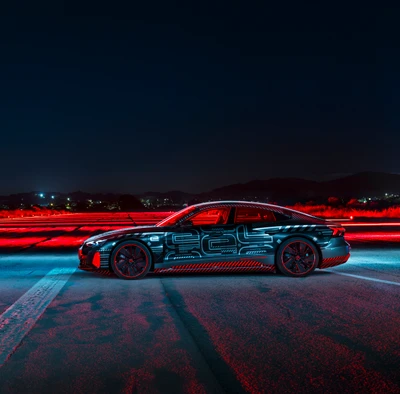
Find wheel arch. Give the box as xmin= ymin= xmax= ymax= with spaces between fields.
xmin=275 ymin=234 xmax=322 ymax=272
xmin=108 ymin=237 xmax=155 ymax=271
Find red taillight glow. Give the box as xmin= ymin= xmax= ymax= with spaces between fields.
xmin=329 ymin=226 xmax=346 ymax=237
xmin=92 ymin=252 xmax=101 ymax=268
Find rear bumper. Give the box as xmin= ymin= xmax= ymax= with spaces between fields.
xmin=319 ymin=238 xmax=351 ymax=269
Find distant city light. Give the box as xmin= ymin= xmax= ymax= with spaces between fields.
xmin=67 ymin=197 xmax=70 ymax=201
xmin=39 ymin=193 xmax=44 ymax=198
xmin=51 ymin=195 xmax=55 ymax=199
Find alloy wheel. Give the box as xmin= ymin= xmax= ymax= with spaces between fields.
xmin=281 ymin=240 xmax=316 ymax=275
xmin=113 ymin=243 xmax=149 ymax=278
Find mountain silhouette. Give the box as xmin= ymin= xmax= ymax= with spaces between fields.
xmin=199 ymin=172 xmax=400 ymax=203
xmin=1 ymin=172 xmax=399 ymax=207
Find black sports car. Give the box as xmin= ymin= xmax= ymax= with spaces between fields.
xmin=78 ymin=201 xmax=350 ymax=279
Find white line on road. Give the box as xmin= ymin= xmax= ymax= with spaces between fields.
xmin=0 ymin=267 xmax=75 ymax=367
xmin=327 ymin=270 xmax=400 ymax=286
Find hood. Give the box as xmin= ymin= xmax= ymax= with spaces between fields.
xmin=84 ymin=225 xmax=161 ymax=243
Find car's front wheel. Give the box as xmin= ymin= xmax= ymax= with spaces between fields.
xmin=110 ymin=240 xmax=151 ymax=280
xmin=276 ymin=237 xmax=319 ymax=277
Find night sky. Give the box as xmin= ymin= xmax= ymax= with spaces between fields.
xmin=1 ymin=2 xmax=398 ymax=194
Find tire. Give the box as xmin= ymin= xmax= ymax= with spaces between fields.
xmin=110 ymin=240 xmax=152 ymax=280
xmin=275 ymin=237 xmax=319 ymax=277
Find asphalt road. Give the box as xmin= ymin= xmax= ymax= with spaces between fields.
xmin=0 ymin=216 xmax=399 ymax=393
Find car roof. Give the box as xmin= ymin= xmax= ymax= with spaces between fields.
xmin=192 ymin=200 xmax=283 ymax=210
xmin=191 ymin=200 xmax=326 ymax=222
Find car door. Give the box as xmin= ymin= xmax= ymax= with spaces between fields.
xmin=194 ymin=207 xmax=237 ymax=258
xmin=234 ymin=206 xmax=275 ymax=257
xmin=164 ymin=206 xmax=237 ymax=264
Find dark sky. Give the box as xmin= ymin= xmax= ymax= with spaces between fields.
xmin=0 ymin=2 xmax=398 ymax=194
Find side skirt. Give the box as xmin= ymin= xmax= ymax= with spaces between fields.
xmin=153 ymin=256 xmax=275 ymax=274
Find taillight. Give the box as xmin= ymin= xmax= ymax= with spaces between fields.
xmin=329 ymin=226 xmax=346 ymax=237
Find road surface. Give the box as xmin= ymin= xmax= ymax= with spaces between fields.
xmin=0 ymin=214 xmax=399 ymax=393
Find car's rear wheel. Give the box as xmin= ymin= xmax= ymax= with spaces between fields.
xmin=276 ymin=237 xmax=319 ymax=277
xmin=110 ymin=240 xmax=151 ymax=280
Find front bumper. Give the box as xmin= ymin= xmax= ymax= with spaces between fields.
xmin=78 ymin=241 xmax=113 ymax=270
xmin=319 ymin=238 xmax=351 ymax=269
xmin=78 ymin=245 xmax=101 ymax=271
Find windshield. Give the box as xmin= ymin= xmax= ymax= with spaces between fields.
xmin=156 ymin=205 xmax=196 ymax=227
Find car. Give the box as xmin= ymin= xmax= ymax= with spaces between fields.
xmin=78 ymin=201 xmax=350 ymax=279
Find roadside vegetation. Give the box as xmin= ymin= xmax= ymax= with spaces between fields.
xmin=286 ymin=204 xmax=400 ymax=218
xmin=287 ymin=197 xmax=400 ymax=218
xmin=0 ymin=207 xmax=68 ymax=218
xmin=1 ymin=196 xmax=400 ymax=219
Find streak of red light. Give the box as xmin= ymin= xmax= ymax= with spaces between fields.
xmin=343 ymin=222 xmax=400 ymax=226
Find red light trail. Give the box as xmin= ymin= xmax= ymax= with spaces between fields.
xmin=0 ymin=213 xmax=399 ymax=249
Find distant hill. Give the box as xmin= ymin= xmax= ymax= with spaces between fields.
xmin=0 ymin=191 xmax=145 ymax=211
xmin=199 ymin=172 xmax=400 ymax=203
xmin=321 ymin=172 xmax=400 ymax=197
xmin=141 ymin=190 xmax=194 ymax=200
xmin=1 ymin=172 xmax=399 ymax=207
xmin=205 ymin=178 xmax=321 ymax=201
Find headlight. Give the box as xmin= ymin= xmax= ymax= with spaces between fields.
xmin=85 ymin=239 xmax=107 ymax=248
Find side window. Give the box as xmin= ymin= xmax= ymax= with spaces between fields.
xmin=274 ymin=211 xmax=291 ymax=221
xmin=235 ymin=207 xmax=276 ymax=223
xmin=188 ymin=207 xmax=230 ymax=226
